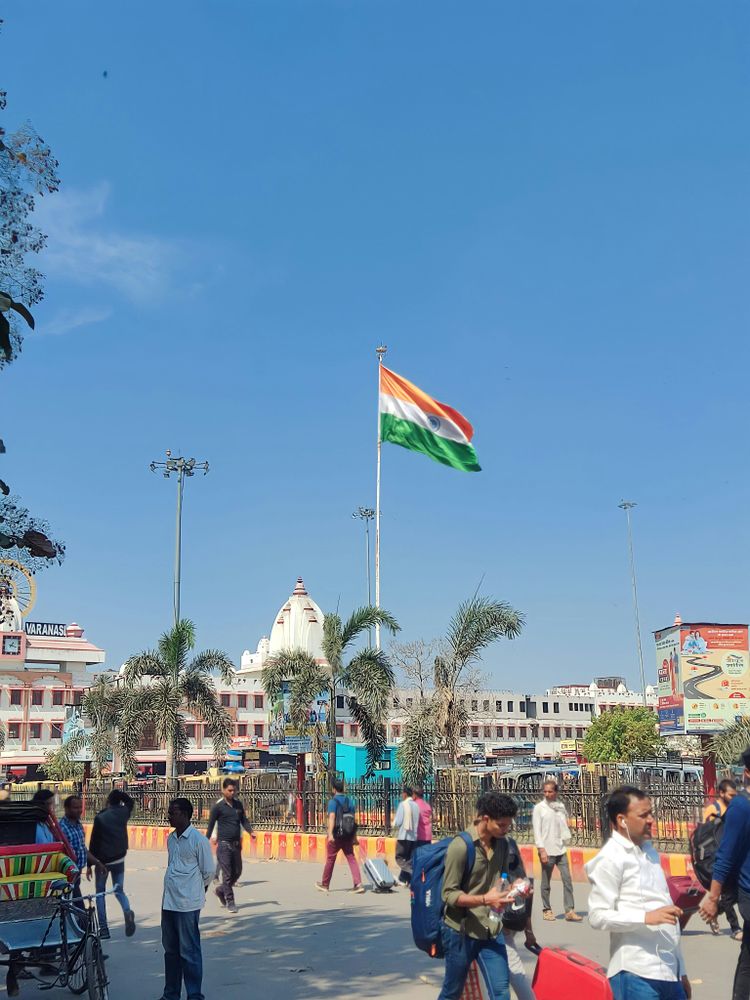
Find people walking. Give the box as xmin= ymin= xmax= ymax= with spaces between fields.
xmin=699 ymin=748 xmax=750 ymax=998
xmin=439 ymin=790 xmax=517 ymax=1000
xmin=532 ymin=778 xmax=580 ymax=921
xmin=205 ymin=778 xmax=254 ymax=914
xmin=160 ymin=797 xmax=215 ymax=1000
xmin=393 ymin=786 xmax=420 ymax=885
xmin=587 ymin=785 xmax=690 ymax=1000
xmin=89 ymin=789 xmax=136 ymax=940
xmin=414 ymin=785 xmax=433 ymax=849
xmin=316 ymin=778 xmax=364 ymax=894
xmin=701 ymin=778 xmax=742 ymax=940
xmin=58 ymin=794 xmax=105 ymax=912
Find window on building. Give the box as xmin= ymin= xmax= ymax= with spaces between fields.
xmin=496 ymin=726 xmax=503 ymax=738
xmin=508 ymin=726 xmax=516 ymax=738
xmin=139 ymin=722 xmax=159 ymax=750
xmin=553 ymin=727 xmax=561 ymax=738
xmin=576 ymin=728 xmax=584 ymax=738
xmin=237 ymin=724 xmax=247 ymax=737
xmin=391 ymin=725 xmax=401 ymax=739
xmin=519 ymin=726 xmax=527 ymax=737
xmin=335 ymin=724 xmax=344 ymax=738
xmin=52 ymin=690 xmax=64 ymax=706
xmin=185 ymin=724 xmax=196 ymax=738
xmin=237 ymin=694 xmax=247 ymax=709
xmin=350 ymin=725 xmax=359 ymax=738
xmin=393 ymin=696 xmax=400 ymax=708
xmin=542 ymin=701 xmax=549 ymax=713
xmin=406 ymin=698 xmax=413 ymax=708
xmin=520 ymin=702 xmax=526 ymax=713
xmin=507 ymin=701 xmax=514 ymax=713
xmin=73 ymin=690 xmax=83 ymax=706
xmin=50 ymin=722 xmax=63 ymax=741
xmin=459 ymin=727 xmax=467 ymax=738
xmin=483 ymin=726 xmax=491 ymax=738
xmin=542 ymin=726 xmax=550 ymax=738
xmin=495 ymin=700 xmax=502 ymax=712
xmin=254 ymin=694 xmax=264 ymax=709
xmin=220 ymin=694 xmax=231 ymax=707
xmin=483 ymin=700 xmax=490 ymax=712
xmin=471 ymin=726 xmax=479 ymax=739
xmin=336 ymin=696 xmax=345 ymax=710
xmin=553 ymin=702 xmax=560 ymax=713
xmin=9 ymin=690 xmax=21 ymax=706
xmin=254 ymin=723 xmax=264 ymax=737
xmin=8 ymin=723 xmax=20 ymax=740
xmin=31 ymin=690 xmax=44 ymax=706
xmin=29 ymin=723 xmax=42 ymax=740
xmin=471 ymin=700 xmax=478 ymax=712
xmin=565 ymin=727 xmax=572 ymax=738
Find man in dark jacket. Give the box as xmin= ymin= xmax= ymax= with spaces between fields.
xmin=89 ymin=789 xmax=136 ymax=940
xmin=206 ymin=779 xmax=254 ymax=914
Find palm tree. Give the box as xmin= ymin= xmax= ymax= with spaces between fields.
xmin=262 ymin=604 xmax=399 ymax=779
xmin=123 ymin=619 xmax=235 ymax=778
xmin=708 ymin=717 xmax=750 ymax=765
xmin=397 ymin=596 xmax=524 ymax=785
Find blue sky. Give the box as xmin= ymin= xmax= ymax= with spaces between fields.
xmin=2 ymin=2 xmax=748 ymax=690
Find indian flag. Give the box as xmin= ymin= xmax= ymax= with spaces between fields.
xmin=379 ymin=366 xmax=481 ymax=472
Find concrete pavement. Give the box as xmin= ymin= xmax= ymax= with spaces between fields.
xmin=25 ymin=851 xmax=738 ymax=999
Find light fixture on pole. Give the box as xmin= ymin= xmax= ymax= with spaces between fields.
xmin=351 ymin=507 xmax=375 ymax=605
xmin=150 ymin=451 xmax=209 ymax=627
xmin=618 ymin=500 xmax=648 ymax=707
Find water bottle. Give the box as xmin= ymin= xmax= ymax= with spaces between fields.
xmin=487 ymin=872 xmax=509 ymax=930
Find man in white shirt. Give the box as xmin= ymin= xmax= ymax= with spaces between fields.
xmin=532 ymin=779 xmax=580 ymax=921
xmin=393 ymin=786 xmax=420 ymax=885
xmin=160 ymin=798 xmax=215 ymax=1000
xmin=586 ymin=785 xmax=691 ymax=1000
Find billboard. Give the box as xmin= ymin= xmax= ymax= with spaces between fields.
xmin=268 ymin=682 xmax=329 ymax=754
xmin=655 ymin=622 xmax=750 ymax=735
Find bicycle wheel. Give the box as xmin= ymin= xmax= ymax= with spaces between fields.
xmin=84 ymin=935 xmax=108 ymax=1000
xmin=67 ymin=945 xmax=88 ymax=996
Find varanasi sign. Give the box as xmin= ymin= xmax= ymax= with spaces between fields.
xmin=24 ymin=622 xmax=67 ymax=638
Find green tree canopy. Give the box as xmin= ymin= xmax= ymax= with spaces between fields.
xmin=582 ymin=706 xmax=664 ymax=763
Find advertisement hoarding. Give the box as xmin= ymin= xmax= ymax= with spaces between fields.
xmin=655 ymin=626 xmax=684 ymax=735
xmin=268 ymin=682 xmax=329 ymax=754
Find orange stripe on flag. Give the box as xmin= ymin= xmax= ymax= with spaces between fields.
xmin=380 ymin=366 xmax=474 ymax=441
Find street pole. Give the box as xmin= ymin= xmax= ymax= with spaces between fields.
xmin=150 ymin=452 xmax=209 ymax=628
xmin=352 ymin=507 xmax=375 ymax=645
xmin=618 ymin=500 xmax=648 ymax=707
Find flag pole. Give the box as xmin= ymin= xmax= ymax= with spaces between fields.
xmin=374 ymin=344 xmax=387 ymax=648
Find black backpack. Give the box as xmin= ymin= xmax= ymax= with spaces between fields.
xmin=333 ymin=795 xmax=357 ymax=838
xmin=690 ymin=790 xmax=749 ymax=891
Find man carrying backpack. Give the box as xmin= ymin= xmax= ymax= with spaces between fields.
xmin=696 ymin=778 xmax=742 ymax=940
xmin=699 ymin=749 xmax=750 ymax=998
xmin=316 ymin=778 xmax=365 ymax=894
xmin=438 ymin=791 xmax=518 ymax=1000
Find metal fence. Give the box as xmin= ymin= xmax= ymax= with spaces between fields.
xmin=31 ymin=772 xmax=705 ymax=852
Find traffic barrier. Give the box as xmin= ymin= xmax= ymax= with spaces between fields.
xmin=82 ymin=823 xmax=694 ymax=879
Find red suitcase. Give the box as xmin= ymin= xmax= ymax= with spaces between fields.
xmin=667 ymin=873 xmax=705 ymax=929
xmin=532 ymin=947 xmax=613 ymax=1000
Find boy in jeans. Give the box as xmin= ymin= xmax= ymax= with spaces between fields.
xmin=316 ymin=778 xmax=365 ymax=894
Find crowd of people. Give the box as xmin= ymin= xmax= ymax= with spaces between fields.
xmin=19 ymin=755 xmax=750 ymax=1000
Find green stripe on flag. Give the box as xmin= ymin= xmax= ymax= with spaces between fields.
xmin=380 ymin=413 xmax=481 ymax=472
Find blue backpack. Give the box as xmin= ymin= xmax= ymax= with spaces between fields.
xmin=410 ymin=832 xmax=475 ymax=958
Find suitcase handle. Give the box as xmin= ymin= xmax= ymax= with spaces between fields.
xmin=565 ymin=952 xmax=603 ymax=971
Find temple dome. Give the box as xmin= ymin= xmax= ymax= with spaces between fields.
xmin=268 ymin=578 xmax=326 ymax=661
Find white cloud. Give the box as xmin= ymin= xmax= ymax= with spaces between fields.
xmin=34 ymin=183 xmax=187 ymax=304
xmin=42 ymin=306 xmax=112 ymax=337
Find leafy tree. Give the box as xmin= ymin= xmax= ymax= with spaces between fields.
xmin=123 ymin=619 xmax=234 ymax=778
xmin=582 ymin=706 xmax=664 ymax=763
xmin=397 ymin=596 xmax=524 ymax=784
xmin=707 ymin=718 xmax=750 ymax=765
xmin=0 ymin=493 xmax=65 ymax=570
xmin=0 ymin=20 xmax=60 ymax=370
xmin=263 ymin=604 xmax=399 ymax=779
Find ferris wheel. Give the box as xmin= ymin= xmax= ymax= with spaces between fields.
xmin=0 ymin=559 xmax=37 ymax=618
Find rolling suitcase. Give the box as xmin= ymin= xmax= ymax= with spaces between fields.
xmin=532 ymin=947 xmax=613 ymax=1000
xmin=667 ymin=873 xmax=705 ymax=929
xmin=364 ymin=856 xmax=396 ymax=892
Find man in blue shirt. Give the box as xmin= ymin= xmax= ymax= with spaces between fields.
xmin=699 ymin=748 xmax=750 ymax=998
xmin=315 ymin=778 xmax=364 ymax=893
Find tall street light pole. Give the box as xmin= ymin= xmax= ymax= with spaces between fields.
xmin=150 ymin=452 xmax=209 ymax=627
xmin=352 ymin=507 xmax=375 ymax=605
xmin=618 ymin=500 xmax=648 ymax=707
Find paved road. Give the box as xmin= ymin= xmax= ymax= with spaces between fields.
xmin=22 ymin=851 xmax=739 ymax=999
xmin=682 ymin=657 xmax=723 ymax=699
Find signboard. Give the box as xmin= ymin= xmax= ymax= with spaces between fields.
xmin=373 ymin=759 xmax=391 ymax=771
xmin=24 ymin=622 xmax=67 ymax=638
xmin=268 ymin=681 xmax=328 ymax=754
xmin=655 ymin=622 xmax=750 ymax=735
